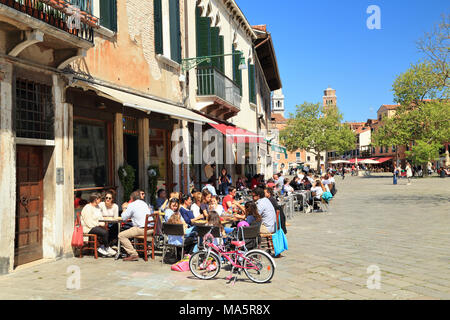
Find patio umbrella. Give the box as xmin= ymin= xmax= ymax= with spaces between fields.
xmin=358 ymin=159 xmax=380 ymax=164
xmin=330 ymin=160 xmax=351 ymax=164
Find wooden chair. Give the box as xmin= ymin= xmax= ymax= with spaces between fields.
xmin=76 ymin=210 xmax=98 ymax=259
xmin=259 ymin=210 xmax=280 ymax=254
xmin=133 ymin=213 xmax=160 ymax=261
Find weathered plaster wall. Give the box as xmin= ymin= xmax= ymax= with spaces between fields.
xmin=73 ymin=0 xmax=184 ymax=103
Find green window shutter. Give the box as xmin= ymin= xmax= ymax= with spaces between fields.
xmin=100 ymin=0 xmax=117 ymax=32
xmin=218 ymin=35 xmax=224 ymax=73
xmin=210 ymin=27 xmax=220 ymax=69
xmin=249 ymin=64 xmax=256 ymax=104
xmin=196 ymin=7 xmax=211 ymax=65
xmin=169 ymin=0 xmax=181 ymax=63
xmin=154 ymin=0 xmax=163 ymax=55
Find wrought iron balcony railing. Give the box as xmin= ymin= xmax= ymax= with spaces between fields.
xmin=197 ymin=66 xmax=241 ymax=109
xmin=0 ymin=0 xmax=99 ymax=43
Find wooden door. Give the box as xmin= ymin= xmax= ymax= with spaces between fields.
xmin=15 ymin=146 xmax=44 ymax=267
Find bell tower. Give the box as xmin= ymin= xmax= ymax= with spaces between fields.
xmin=272 ymin=89 xmax=285 ymax=117
xmin=323 ymin=87 xmax=337 ymax=110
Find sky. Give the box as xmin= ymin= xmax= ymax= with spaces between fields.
xmin=236 ymin=0 xmax=449 ymax=122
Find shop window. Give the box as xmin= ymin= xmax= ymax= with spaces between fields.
xmin=74 ymin=120 xmax=110 ymax=189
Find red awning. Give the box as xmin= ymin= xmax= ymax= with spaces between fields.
xmin=209 ymin=123 xmax=264 ymax=143
xmin=376 ymin=157 xmax=393 ymax=163
xmin=348 ymin=157 xmax=375 ymax=163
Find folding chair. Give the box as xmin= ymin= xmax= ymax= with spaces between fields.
xmin=161 ymin=223 xmax=185 ymax=265
xmin=259 ymin=210 xmax=280 ymax=254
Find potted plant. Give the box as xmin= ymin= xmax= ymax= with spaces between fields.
xmin=118 ymin=164 xmax=136 ymax=203
xmin=147 ymin=165 xmax=160 ymax=208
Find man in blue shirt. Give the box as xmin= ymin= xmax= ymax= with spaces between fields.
xmin=202 ymin=177 xmax=217 ymax=196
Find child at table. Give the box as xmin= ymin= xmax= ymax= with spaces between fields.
xmin=205 ymin=211 xmax=227 ymax=244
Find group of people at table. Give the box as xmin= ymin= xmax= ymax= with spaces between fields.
xmin=78 ymin=167 xmax=336 ymax=261
xmin=78 ymin=184 xmax=283 ymax=261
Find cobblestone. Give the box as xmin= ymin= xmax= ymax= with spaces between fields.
xmin=0 ymin=174 xmax=448 ymax=299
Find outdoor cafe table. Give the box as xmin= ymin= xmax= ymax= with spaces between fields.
xmin=99 ymin=217 xmax=123 ymax=260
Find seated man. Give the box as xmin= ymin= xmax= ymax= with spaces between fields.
xmin=155 ymin=189 xmax=166 ymax=211
xmin=119 ymin=191 xmax=151 ymax=261
xmin=202 ymin=177 xmax=217 ymax=196
xmin=251 ymin=187 xmax=276 ymax=234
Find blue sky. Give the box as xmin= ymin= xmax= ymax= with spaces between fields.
xmin=236 ymin=0 xmax=449 ymax=122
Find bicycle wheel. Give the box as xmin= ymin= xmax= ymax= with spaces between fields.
xmin=189 ymin=251 xmax=221 ymax=280
xmin=243 ymin=250 xmax=275 ymax=283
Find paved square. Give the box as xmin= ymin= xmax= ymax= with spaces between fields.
xmin=0 ymin=175 xmax=449 ymax=300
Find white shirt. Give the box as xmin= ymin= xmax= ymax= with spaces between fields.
xmin=211 ymin=204 xmax=224 ymax=216
xmin=297 ymin=173 xmax=304 ymax=180
xmin=311 ymin=186 xmax=324 ymax=199
xmin=322 ymin=179 xmax=331 ymax=185
xmin=284 ymin=184 xmax=294 ymax=194
xmin=122 ymin=200 xmax=151 ymax=228
xmin=98 ymin=202 xmax=119 ymax=218
xmin=329 ymin=176 xmax=336 ymax=183
xmin=191 ymin=203 xmax=201 ymax=218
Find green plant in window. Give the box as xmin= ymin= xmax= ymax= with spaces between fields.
xmin=147 ymin=165 xmax=160 ymax=208
xmin=118 ymin=164 xmax=136 ymax=203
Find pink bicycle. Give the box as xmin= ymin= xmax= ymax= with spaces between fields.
xmin=189 ymin=228 xmax=276 ymax=283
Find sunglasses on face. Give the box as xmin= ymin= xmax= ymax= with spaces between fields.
xmin=105 ymin=197 xmax=112 ymax=200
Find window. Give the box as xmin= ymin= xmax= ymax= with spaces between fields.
xmin=74 ymin=120 xmax=109 ymax=188
xmin=155 ymin=0 xmax=181 ymax=63
xmin=296 ymin=152 xmax=301 ymax=161
xmin=150 ymin=128 xmax=168 ymax=190
xmin=99 ymin=0 xmax=117 ymax=32
xmin=307 ymin=156 xmax=311 ymax=161
xmin=392 ymin=145 xmax=396 ymax=153
xmin=380 ymin=147 xmax=383 ymax=153
xmin=232 ymin=45 xmax=242 ymax=94
xmin=15 ymin=79 xmax=54 ymax=140
xmin=276 ymin=154 xmax=281 ymax=160
xmin=248 ymin=63 xmax=256 ymax=104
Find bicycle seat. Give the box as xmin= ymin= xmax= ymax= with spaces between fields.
xmin=231 ymin=241 xmax=246 ymax=248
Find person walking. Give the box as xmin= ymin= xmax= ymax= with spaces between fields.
xmin=393 ymin=165 xmax=399 ymax=185
xmin=406 ymin=162 xmax=413 ymax=185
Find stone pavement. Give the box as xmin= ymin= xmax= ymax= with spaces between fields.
xmin=0 ymin=174 xmax=449 ymax=300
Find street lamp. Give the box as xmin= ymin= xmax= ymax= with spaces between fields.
xmin=181 ymin=50 xmax=247 ymax=72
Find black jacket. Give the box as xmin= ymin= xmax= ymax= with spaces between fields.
xmin=267 ymin=197 xmax=287 ymax=234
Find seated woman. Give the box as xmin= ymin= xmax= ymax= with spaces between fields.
xmin=164 ymin=198 xmax=180 ymax=222
xmin=160 ymin=192 xmax=180 ymax=212
xmin=179 ymin=194 xmax=204 ymax=227
xmin=310 ymin=180 xmax=326 ymax=210
xmin=190 ymin=192 xmax=203 ymax=218
xmin=81 ymin=193 xmax=116 ymax=257
xmin=209 ymin=195 xmax=224 ymax=216
xmin=283 ymin=178 xmax=294 ymax=194
xmin=200 ymin=189 xmax=212 ymax=219
xmin=301 ymin=176 xmax=312 ymax=190
xmin=232 ymin=201 xmax=262 ymax=226
xmin=98 ymin=190 xmax=119 ymax=245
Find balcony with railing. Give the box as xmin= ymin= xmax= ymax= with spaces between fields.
xmin=0 ymin=0 xmax=99 ymax=43
xmin=196 ymin=66 xmax=241 ymax=120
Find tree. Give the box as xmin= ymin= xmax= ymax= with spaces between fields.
xmin=279 ymin=102 xmax=355 ymax=171
xmin=373 ymin=15 xmax=450 ymax=172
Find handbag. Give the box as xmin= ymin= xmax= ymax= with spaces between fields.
xmin=272 ymin=216 xmax=288 ymax=256
xmin=71 ymin=215 xmax=84 ymax=248
xmin=322 ymin=191 xmax=333 ymax=201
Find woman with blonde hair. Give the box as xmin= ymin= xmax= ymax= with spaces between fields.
xmin=190 ymin=192 xmax=203 ymax=218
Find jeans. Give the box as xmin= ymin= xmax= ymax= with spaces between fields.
xmin=89 ymin=226 xmax=109 ymax=246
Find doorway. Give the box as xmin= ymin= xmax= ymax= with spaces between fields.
xmin=15 ymin=146 xmax=44 ymax=267
xmin=124 ymin=134 xmax=139 ymax=191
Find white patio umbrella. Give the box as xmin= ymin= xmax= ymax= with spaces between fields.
xmin=358 ymin=159 xmax=380 ymax=164
xmin=330 ymin=160 xmax=351 ymax=164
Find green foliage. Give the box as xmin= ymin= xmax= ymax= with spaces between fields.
xmin=118 ymin=164 xmax=135 ymax=203
xmin=147 ymin=165 xmax=160 ymax=207
xmin=406 ymin=140 xmax=441 ymax=165
xmin=279 ymin=102 xmax=355 ymax=170
xmin=374 ymin=15 xmax=450 ymax=167
xmin=392 ymin=62 xmax=447 ymax=105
